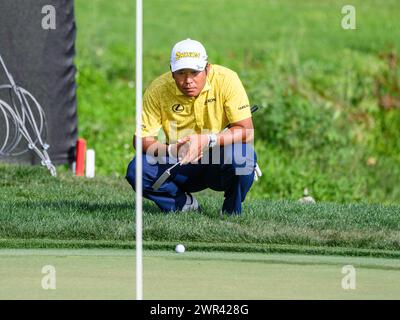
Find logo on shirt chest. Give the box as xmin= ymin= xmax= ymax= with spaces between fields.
xmin=204 ymin=98 xmax=216 ymax=105
xmin=172 ymin=104 xmax=185 ymax=113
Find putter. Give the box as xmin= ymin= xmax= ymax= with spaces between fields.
xmin=152 ymin=105 xmax=261 ymax=191
xmin=152 ymin=161 xmax=181 ymax=191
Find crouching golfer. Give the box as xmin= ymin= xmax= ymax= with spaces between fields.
xmin=126 ymin=39 xmax=257 ymax=215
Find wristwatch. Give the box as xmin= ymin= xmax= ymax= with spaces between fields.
xmin=208 ymin=133 xmax=218 ymax=148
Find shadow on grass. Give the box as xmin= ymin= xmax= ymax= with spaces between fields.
xmin=4 ymin=199 xmax=160 ymax=215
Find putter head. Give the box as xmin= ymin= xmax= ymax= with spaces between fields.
xmin=152 ymin=161 xmax=180 ymax=191
xmin=152 ymin=170 xmax=171 ymax=191
xmin=152 ymin=162 xmax=181 ymax=191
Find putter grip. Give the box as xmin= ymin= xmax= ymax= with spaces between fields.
xmin=250 ymin=105 xmax=259 ymax=114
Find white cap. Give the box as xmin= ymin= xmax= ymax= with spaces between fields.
xmin=170 ymin=38 xmax=208 ymax=72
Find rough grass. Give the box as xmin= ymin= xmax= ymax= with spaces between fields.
xmin=1 ymin=164 xmax=399 ymax=257
xmin=73 ymin=0 xmax=400 ymax=205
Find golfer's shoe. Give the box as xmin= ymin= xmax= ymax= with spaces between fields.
xmin=181 ymin=193 xmax=200 ymax=212
xmin=254 ymin=163 xmax=262 ymax=182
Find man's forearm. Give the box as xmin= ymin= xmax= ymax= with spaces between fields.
xmin=216 ymin=126 xmax=254 ymax=146
xmin=134 ymin=136 xmax=168 ymax=156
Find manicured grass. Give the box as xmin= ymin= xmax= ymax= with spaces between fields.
xmin=1 ymin=249 xmax=399 ymax=299
xmin=1 ymin=164 xmax=399 ymax=256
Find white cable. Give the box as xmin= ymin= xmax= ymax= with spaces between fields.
xmin=0 ymin=53 xmax=56 ymax=176
xmin=135 ymin=0 xmax=143 ymax=301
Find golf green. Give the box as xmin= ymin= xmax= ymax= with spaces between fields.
xmin=0 ymin=249 xmax=399 ymax=299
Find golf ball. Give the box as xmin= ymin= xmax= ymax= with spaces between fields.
xmin=175 ymin=244 xmax=185 ymax=253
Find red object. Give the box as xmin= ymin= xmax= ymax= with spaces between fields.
xmin=75 ymin=138 xmax=87 ymax=176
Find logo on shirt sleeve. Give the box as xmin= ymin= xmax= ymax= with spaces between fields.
xmin=238 ymin=104 xmax=250 ymax=110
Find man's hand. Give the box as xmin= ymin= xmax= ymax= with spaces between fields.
xmin=179 ymin=134 xmax=209 ymax=165
xmin=168 ymin=138 xmax=190 ymax=160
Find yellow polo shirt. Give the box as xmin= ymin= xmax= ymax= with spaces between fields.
xmin=139 ymin=64 xmax=251 ymax=143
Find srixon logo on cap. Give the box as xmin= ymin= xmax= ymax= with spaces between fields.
xmin=175 ymin=52 xmax=201 ymax=61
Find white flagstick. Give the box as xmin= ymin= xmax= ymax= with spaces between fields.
xmin=135 ymin=0 xmax=143 ymax=300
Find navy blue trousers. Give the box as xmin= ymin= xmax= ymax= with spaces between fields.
xmin=126 ymin=143 xmax=256 ymax=215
